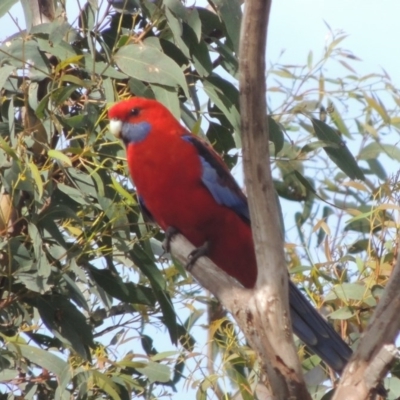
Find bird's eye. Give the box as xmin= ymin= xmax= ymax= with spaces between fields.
xmin=130 ymin=108 xmax=140 ymax=116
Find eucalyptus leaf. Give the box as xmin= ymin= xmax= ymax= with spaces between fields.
xmin=0 ymin=65 xmax=15 ymax=91
xmin=7 ymin=343 xmax=67 ymax=377
xmin=211 ymin=0 xmax=242 ymax=53
xmin=311 ymin=118 xmax=365 ymax=180
xmin=36 ymin=295 xmax=94 ymax=359
xmin=114 ymin=43 xmax=189 ymax=97
xmin=0 ymin=0 xmax=17 ymax=19
xmin=136 ymin=361 xmax=171 ymax=383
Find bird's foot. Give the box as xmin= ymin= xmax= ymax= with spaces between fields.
xmin=186 ymin=241 xmax=210 ymax=271
xmin=163 ymin=226 xmax=179 ymax=253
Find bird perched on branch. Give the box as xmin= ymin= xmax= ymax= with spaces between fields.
xmin=109 ymin=97 xmax=352 ymax=372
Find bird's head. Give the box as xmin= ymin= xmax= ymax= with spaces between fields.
xmin=108 ymin=97 xmax=179 ymax=146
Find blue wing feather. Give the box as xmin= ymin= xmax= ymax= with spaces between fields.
xmin=182 ymin=135 xmax=250 ymax=222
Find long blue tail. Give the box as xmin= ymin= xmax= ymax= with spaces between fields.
xmin=289 ymin=280 xmax=352 ymax=372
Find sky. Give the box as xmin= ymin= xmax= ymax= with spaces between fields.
xmin=268 ymin=0 xmax=400 ymax=86
xmin=2 ymin=0 xmax=400 ymax=398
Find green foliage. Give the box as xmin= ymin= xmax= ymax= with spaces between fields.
xmin=0 ymin=0 xmax=400 ymax=399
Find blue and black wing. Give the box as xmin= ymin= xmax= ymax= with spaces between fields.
xmin=182 ymin=134 xmax=250 ymax=222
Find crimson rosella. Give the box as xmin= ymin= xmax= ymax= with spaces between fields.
xmin=109 ymin=97 xmax=352 ymax=372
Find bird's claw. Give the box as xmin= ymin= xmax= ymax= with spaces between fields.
xmin=163 ymin=228 xmax=209 ymax=272
xmin=163 ymin=226 xmax=179 ymax=253
xmin=186 ymin=241 xmax=210 ymax=271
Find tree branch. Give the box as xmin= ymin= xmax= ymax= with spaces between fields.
xmin=332 ymin=249 xmax=400 ymax=399
xmin=238 ymin=0 xmax=310 ymax=398
xmin=170 ymin=234 xmax=311 ymax=400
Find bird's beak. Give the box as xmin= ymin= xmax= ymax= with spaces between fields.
xmin=109 ymin=119 xmax=122 ymax=138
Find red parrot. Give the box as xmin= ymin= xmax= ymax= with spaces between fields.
xmin=108 ymin=97 xmax=352 ymax=372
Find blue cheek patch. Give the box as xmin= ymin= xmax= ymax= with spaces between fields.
xmin=122 ymin=122 xmax=151 ymax=144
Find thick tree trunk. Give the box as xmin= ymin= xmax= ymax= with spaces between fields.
xmin=239 ymin=0 xmax=311 ymax=398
